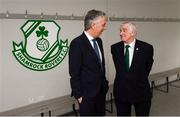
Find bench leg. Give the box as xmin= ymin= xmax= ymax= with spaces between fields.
xmin=169 ymin=73 xmax=180 ymax=88
xmin=48 ymin=110 xmax=51 ymax=117
xmin=166 ymin=77 xmax=169 ymax=93
xmin=41 ymin=113 xmax=44 ymax=117
xmin=152 ymin=77 xmax=169 ymax=93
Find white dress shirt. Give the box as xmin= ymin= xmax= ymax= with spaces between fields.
xmin=124 ymin=39 xmax=136 ymax=68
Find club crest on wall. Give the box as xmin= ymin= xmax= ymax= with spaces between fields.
xmin=12 ymin=20 xmax=68 ymax=71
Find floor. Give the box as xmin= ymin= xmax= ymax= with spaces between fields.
xmin=64 ymin=80 xmax=180 ymax=116
xmin=106 ymin=80 xmax=180 ymax=116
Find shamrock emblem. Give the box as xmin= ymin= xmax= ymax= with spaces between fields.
xmin=36 ymin=26 xmax=50 ymax=52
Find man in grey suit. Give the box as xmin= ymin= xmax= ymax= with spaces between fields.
xmin=111 ymin=22 xmax=154 ymax=116
xmin=69 ymin=9 xmax=109 ymax=116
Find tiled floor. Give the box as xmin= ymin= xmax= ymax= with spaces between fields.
xmin=106 ymin=80 xmax=180 ymax=116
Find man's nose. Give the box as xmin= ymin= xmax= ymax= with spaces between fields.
xmin=120 ymin=31 xmax=123 ymax=35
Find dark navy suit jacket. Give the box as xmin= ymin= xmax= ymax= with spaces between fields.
xmin=69 ymin=32 xmax=109 ymax=99
xmin=111 ymin=39 xmax=154 ymax=103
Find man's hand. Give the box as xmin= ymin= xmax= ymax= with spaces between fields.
xmin=78 ymin=97 xmax=83 ymax=104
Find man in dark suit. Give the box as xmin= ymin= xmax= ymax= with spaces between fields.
xmin=69 ymin=9 xmax=109 ymax=116
xmin=111 ymin=22 xmax=154 ymax=116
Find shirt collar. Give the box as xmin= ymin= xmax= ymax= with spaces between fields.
xmin=124 ymin=38 xmax=136 ymax=49
xmin=84 ymin=31 xmax=94 ymax=41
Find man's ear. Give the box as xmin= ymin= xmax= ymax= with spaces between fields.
xmin=91 ymin=23 xmax=96 ymax=29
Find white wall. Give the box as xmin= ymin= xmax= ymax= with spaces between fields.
xmin=0 ymin=0 xmax=107 ymax=15
xmin=0 ymin=19 xmax=3 ymax=112
xmin=0 ymin=0 xmax=3 ymax=111
xmin=108 ymin=0 xmax=180 ymax=18
xmin=0 ymin=0 xmax=180 ymax=112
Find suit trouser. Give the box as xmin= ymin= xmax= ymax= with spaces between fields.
xmin=78 ymin=91 xmax=106 ymax=116
xmin=115 ymin=99 xmax=151 ymax=116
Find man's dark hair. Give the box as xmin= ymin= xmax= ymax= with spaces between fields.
xmin=84 ymin=9 xmax=106 ymax=31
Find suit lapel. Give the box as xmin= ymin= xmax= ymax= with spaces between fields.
xmin=115 ymin=42 xmax=125 ymax=70
xmin=96 ymin=38 xmax=104 ymax=64
xmin=82 ymin=33 xmax=101 ymax=63
xmin=129 ymin=40 xmax=140 ymax=71
xmin=119 ymin=42 xmax=124 ymax=62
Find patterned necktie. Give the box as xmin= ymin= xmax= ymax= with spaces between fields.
xmin=124 ymin=45 xmax=130 ymax=71
xmin=93 ymin=39 xmax=101 ymax=62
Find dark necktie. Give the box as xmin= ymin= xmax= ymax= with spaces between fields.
xmin=93 ymin=39 xmax=101 ymax=62
xmin=124 ymin=45 xmax=130 ymax=71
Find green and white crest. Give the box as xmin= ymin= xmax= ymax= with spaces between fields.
xmin=12 ymin=20 xmax=68 ymax=71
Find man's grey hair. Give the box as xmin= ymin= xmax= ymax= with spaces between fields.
xmin=84 ymin=9 xmax=106 ymax=31
xmin=121 ymin=21 xmax=137 ymax=36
